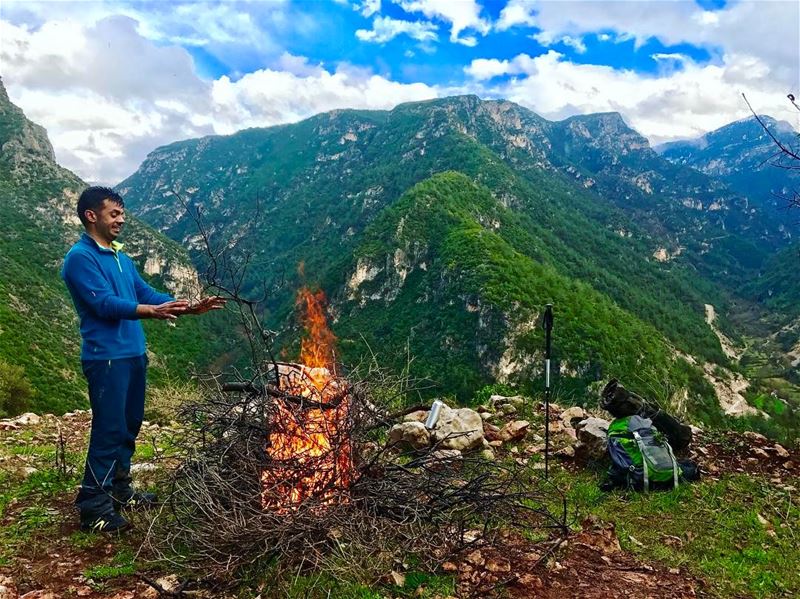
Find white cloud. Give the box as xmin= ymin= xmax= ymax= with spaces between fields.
xmin=0 ymin=14 xmax=439 ymax=184
xmin=494 ymin=0 xmax=799 ymax=88
xmin=464 ymin=50 xmax=797 ymax=144
xmin=394 ymin=0 xmax=490 ymax=45
xmin=533 ymin=32 xmax=587 ymax=54
xmin=355 ymin=0 xmax=382 ymax=17
xmin=211 ymin=66 xmax=438 ymax=135
xmin=356 ymin=15 xmax=438 ymax=43
xmin=496 ymin=0 xmax=536 ymax=31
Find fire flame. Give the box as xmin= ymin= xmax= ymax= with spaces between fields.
xmin=261 ymin=287 xmax=352 ymax=510
xmin=297 ymin=288 xmax=337 ymax=371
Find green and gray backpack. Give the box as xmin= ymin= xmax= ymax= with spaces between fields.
xmin=607 ymin=415 xmax=680 ymax=492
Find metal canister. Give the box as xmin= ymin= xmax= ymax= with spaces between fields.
xmin=425 ymin=399 xmax=445 ymax=430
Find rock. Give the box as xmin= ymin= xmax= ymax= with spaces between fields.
xmin=76 ymin=586 xmax=92 ymax=596
xmin=486 ymin=558 xmax=511 ymax=573
xmin=574 ymin=417 xmax=610 ymax=460
xmin=428 ymin=449 xmax=463 ymax=464
xmin=784 ymin=461 xmax=795 ymax=470
xmin=20 ymin=592 xmax=56 ymax=599
xmin=139 ymin=585 xmax=159 ymax=599
xmin=13 ymin=412 xmax=41 ymax=426
xmin=743 ymin=431 xmax=768 ymax=443
xmin=555 ymin=446 xmax=575 ymax=458
xmin=751 ymin=448 xmax=770 ymax=459
xmin=560 ymin=406 xmax=586 ymax=428
xmin=499 ymin=403 xmax=517 ymax=416
xmin=773 ymin=444 xmax=790 ymax=458
xmin=480 ymin=412 xmax=491 ymax=421
xmin=498 ymin=420 xmax=530 ymax=443
xmin=0 ymin=576 xmax=17 ymax=599
xmin=388 ymin=421 xmax=431 ymax=450
xmin=465 ymin=549 xmax=485 ymax=566
xmin=483 ymin=423 xmax=502 ymax=442
xmin=130 ymin=463 xmax=157 ymax=473
xmin=441 ymin=561 xmax=458 ymax=573
xmin=390 ymin=570 xmax=405 ymax=587
xmin=490 ymin=394 xmax=525 ymax=409
xmin=403 ymin=410 xmax=428 ymax=423
xmin=155 ymin=575 xmax=180 ymax=593
xmin=21 ymin=466 xmax=38 ymax=477
xmin=430 ymin=406 xmax=485 ymax=452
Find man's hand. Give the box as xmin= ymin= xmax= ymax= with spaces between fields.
xmin=136 ymin=300 xmax=189 ymax=320
xmin=182 ymin=296 xmax=227 ymax=315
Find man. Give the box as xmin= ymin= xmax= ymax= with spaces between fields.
xmin=62 ymin=186 xmax=225 ymax=532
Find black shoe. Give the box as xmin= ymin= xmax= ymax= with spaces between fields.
xmin=113 ymin=489 xmax=159 ymax=511
xmin=80 ymin=508 xmax=130 ymax=533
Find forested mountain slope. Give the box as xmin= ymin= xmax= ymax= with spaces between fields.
xmin=118 ymin=95 xmax=798 ymax=427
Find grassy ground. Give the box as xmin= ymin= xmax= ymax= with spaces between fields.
xmin=1 ymin=408 xmax=798 ymax=598
xmin=553 ymin=467 xmax=799 ymax=598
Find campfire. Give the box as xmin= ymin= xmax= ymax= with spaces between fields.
xmin=261 ymin=288 xmax=354 ymax=510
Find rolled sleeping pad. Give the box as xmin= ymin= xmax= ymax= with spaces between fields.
xmin=601 ymin=379 xmax=693 ymax=451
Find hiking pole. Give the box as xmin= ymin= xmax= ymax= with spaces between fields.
xmin=542 ymin=304 xmax=554 ymax=480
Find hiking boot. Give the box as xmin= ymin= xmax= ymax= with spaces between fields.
xmin=113 ymin=489 xmax=158 ymax=512
xmin=80 ymin=508 xmax=130 ymax=533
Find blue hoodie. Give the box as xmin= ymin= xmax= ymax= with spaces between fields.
xmin=62 ymin=233 xmax=174 ymax=361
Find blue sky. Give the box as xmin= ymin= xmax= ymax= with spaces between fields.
xmin=1 ymin=0 xmax=797 ymax=183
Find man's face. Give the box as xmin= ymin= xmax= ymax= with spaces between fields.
xmin=86 ymin=199 xmax=125 ymax=242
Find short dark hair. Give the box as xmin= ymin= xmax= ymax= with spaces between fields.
xmin=77 ymin=186 xmax=124 ymax=227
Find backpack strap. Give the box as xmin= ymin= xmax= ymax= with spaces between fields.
xmin=632 ymin=431 xmax=649 ymax=493
xmin=665 ymin=439 xmax=679 ymax=489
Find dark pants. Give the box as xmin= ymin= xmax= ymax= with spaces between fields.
xmin=76 ymin=355 xmax=147 ymax=516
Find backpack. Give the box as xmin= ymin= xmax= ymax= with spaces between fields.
xmin=607 ymin=415 xmax=680 ymax=492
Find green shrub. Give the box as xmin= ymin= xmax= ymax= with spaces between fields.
xmin=0 ymin=359 xmax=33 ymax=418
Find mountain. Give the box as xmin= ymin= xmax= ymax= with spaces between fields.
xmin=118 ymin=95 xmax=799 ymax=430
xmin=658 ymin=115 xmax=800 ymax=404
xmin=0 ymin=79 xmax=230 ymax=415
xmin=657 ymin=115 xmax=800 ymax=242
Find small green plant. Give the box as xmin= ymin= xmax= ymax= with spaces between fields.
xmin=83 ymin=548 xmax=137 ymax=581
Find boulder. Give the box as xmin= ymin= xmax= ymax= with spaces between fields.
xmin=11 ymin=412 xmax=41 ymax=426
xmin=431 ymin=406 xmax=485 ymax=452
xmin=574 ymin=417 xmax=610 ymax=460
xmin=498 ymin=420 xmax=530 ymax=443
xmin=388 ymin=421 xmax=431 ymax=450
xmin=403 ymin=410 xmax=429 ymax=423
xmin=560 ymin=406 xmax=587 ymax=429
